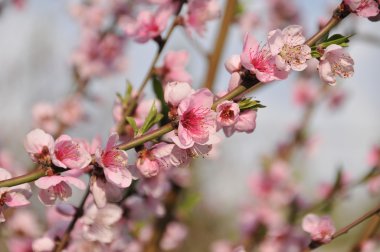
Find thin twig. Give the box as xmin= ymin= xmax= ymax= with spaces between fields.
xmin=310 ymin=204 xmax=380 ymax=250
xmin=53 ymin=187 xmax=91 ymax=252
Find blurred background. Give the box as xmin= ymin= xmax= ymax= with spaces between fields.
xmin=0 ymin=0 xmax=379 ymax=251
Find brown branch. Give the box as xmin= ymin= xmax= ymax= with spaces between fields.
xmin=203 ymin=0 xmax=238 ymax=90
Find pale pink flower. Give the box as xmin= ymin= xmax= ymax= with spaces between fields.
xmin=137 ymin=172 xmax=171 ymax=199
xmin=34 ymin=175 xmax=86 ymax=205
xmin=96 ymin=133 xmax=132 ymax=188
xmin=24 ymin=129 xmax=54 ymax=165
xmin=70 ymin=3 xmax=105 ymax=28
xmin=137 ymin=143 xmax=174 ymax=177
xmin=125 ymin=6 xmax=174 ymax=43
xmin=90 ymin=176 xmax=124 ymax=208
xmin=164 ymin=81 xmax=194 ymax=108
xmin=268 ymin=0 xmax=300 ymax=29
xmin=171 ymin=88 xmax=217 ymax=149
xmin=240 ymin=33 xmax=287 ymax=82
xmin=185 ymin=0 xmax=221 ymax=36
xmin=160 ymin=222 xmax=188 ymax=250
xmin=268 ymin=25 xmax=311 ymax=72
xmin=368 ymin=145 xmax=380 ymax=167
xmin=52 ymin=135 xmax=91 ymax=169
xmin=7 ymin=209 xmax=42 ymax=238
xmin=72 ymin=32 xmax=126 ymax=78
xmin=239 ymin=12 xmax=260 ymax=35
xmin=368 ymin=176 xmax=380 ymax=195
xmin=216 ymin=101 xmax=257 ymax=137
xmin=292 ymin=79 xmax=318 ymax=107
xmin=124 ymin=195 xmax=165 ymax=219
xmin=32 ymin=237 xmax=55 ymax=252
xmin=217 ymin=104 xmax=257 ymax=138
xmin=56 ymin=95 xmax=84 ymax=127
xmin=328 ymin=88 xmax=347 ymax=110
xmin=216 ymin=101 xmax=240 ymax=127
xmin=158 ymin=50 xmax=192 ymax=84
xmin=224 ymin=55 xmax=241 ymax=74
xmin=318 ymin=44 xmax=354 ymax=85
xmin=81 ymin=203 xmax=123 ymax=243
xmin=0 ymin=168 xmax=31 ymax=222
xmin=32 ymin=102 xmax=59 ymax=135
xmin=344 ymin=0 xmax=379 ymax=17
xmin=302 ymin=214 xmax=336 ymax=244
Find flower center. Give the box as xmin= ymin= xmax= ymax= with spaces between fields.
xmin=181 ymin=107 xmax=213 ymax=135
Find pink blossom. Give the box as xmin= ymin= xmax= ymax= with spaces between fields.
xmin=56 ymin=95 xmax=84 ymax=127
xmin=171 ymin=88 xmax=217 ymax=149
xmin=32 ymin=102 xmax=59 ymax=135
xmin=368 ymin=145 xmax=380 ymax=167
xmin=344 ymin=0 xmax=379 ymax=17
xmin=34 ymin=175 xmax=86 ymax=205
xmin=328 ymin=88 xmax=347 ymax=110
xmin=136 ymin=143 xmax=174 ymax=177
xmin=52 ymin=135 xmax=91 ymax=169
xmin=318 ymin=44 xmax=354 ymax=85
xmin=124 ymin=195 xmax=165 ymax=219
xmin=70 ymin=3 xmax=105 ymax=29
xmin=164 ymin=81 xmax=194 ymax=108
xmin=0 ymin=168 xmax=31 ymax=222
xmin=90 ymin=175 xmax=124 ymax=208
xmin=302 ymin=214 xmax=336 ymax=244
xmin=216 ymin=101 xmax=257 ymax=137
xmin=292 ymin=79 xmax=318 ymax=107
xmin=368 ymin=176 xmax=380 ymax=195
xmin=216 ymin=101 xmax=240 ymax=127
xmin=96 ymin=133 xmax=132 ymax=188
xmin=160 ymin=222 xmax=188 ymax=250
xmin=224 ymin=55 xmax=241 ymax=74
xmin=125 ymin=6 xmax=174 ymax=43
xmin=240 ymin=33 xmax=287 ymax=82
xmin=72 ymin=32 xmax=126 ymax=78
xmin=217 ymin=104 xmax=257 ymax=138
xmin=158 ymin=50 xmax=192 ymax=84
xmin=81 ymin=203 xmax=123 ymax=243
xmin=185 ymin=0 xmax=221 ymax=36
xmin=268 ymin=25 xmax=311 ymax=73
xmin=24 ymin=129 xmax=55 ymax=165
xmin=239 ymin=12 xmax=260 ymax=35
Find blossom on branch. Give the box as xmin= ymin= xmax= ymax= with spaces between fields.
xmin=240 ymin=33 xmax=287 ymax=82
xmin=318 ymin=44 xmax=354 ymax=85
xmin=344 ymin=0 xmax=379 ymax=17
xmin=0 ymin=168 xmax=32 ymax=222
xmin=268 ymin=25 xmax=311 ymax=73
xmin=302 ymin=214 xmax=336 ymax=244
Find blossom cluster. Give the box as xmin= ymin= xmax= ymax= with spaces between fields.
xmin=1 ymin=0 xmax=379 ymax=251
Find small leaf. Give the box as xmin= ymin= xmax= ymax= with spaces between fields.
xmin=126 ymin=117 xmax=138 ymax=135
xmin=139 ymin=102 xmax=163 ymax=135
xmin=152 ymin=76 xmax=169 ymax=125
xmin=238 ymin=98 xmax=266 ymax=110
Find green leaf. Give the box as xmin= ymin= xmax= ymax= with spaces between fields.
xmin=238 ymin=98 xmax=266 ymax=110
xmin=139 ymin=102 xmax=164 ymax=135
xmin=152 ymin=76 xmax=169 ymax=125
xmin=126 ymin=117 xmax=138 ymax=135
xmin=313 ymin=34 xmax=353 ymax=49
